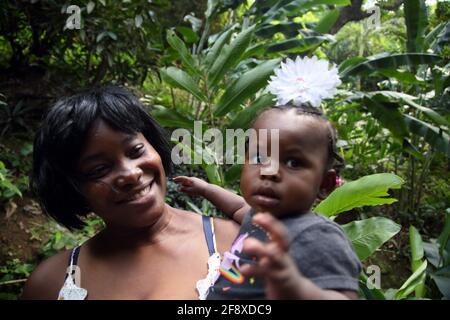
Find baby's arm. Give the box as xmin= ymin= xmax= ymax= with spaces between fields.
xmin=173 ymin=176 xmax=250 ymax=224
xmin=240 ymin=213 xmax=358 ymax=300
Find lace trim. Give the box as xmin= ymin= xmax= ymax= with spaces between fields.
xmin=57 ymin=247 xmax=87 ymax=300
xmin=196 ymin=217 xmax=221 ymax=300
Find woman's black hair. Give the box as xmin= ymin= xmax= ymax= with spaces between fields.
xmin=253 ymin=103 xmax=344 ymax=171
xmin=30 ymin=85 xmax=172 ymax=230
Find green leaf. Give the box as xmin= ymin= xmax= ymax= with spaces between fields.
xmin=176 ymin=26 xmax=199 ymax=44
xmin=135 ymin=15 xmax=143 ymax=28
xmin=160 ymin=67 xmax=207 ymax=102
xmin=186 ymin=200 xmax=203 ymax=215
xmin=409 ymin=226 xmax=424 ymax=264
xmin=87 ymin=1 xmax=95 ymax=14
xmin=437 ymin=210 xmax=450 ymax=257
xmin=395 ymin=260 xmax=427 ymax=299
xmin=359 ymin=273 xmax=386 ymax=300
xmin=315 ymin=173 xmax=404 ymax=217
xmin=409 ymin=225 xmax=426 ymax=298
xmin=208 ymin=26 xmax=255 ymax=88
xmin=229 ymin=94 xmax=275 ymax=129
xmin=204 ymin=164 xmax=222 ymax=186
xmin=369 ymin=91 xmax=448 ymax=127
xmin=166 ymin=30 xmax=200 ymax=76
xmin=205 ymin=28 xmax=235 ymax=69
xmin=151 ymin=105 xmax=194 ymax=130
xmin=341 ymin=53 xmax=442 ymax=78
xmin=403 ymin=114 xmax=450 ymax=158
xmin=214 ymin=59 xmax=280 ymax=117
xmin=377 ymin=69 xmax=425 ymax=85
xmin=265 ymin=32 xmax=332 ymax=53
xmin=430 ymin=266 xmax=450 ymax=299
xmin=404 ymin=0 xmax=428 ymax=53
xmin=314 ymin=9 xmax=340 ymax=34
xmin=342 ymin=217 xmax=401 ymax=261
xmin=206 ymin=0 xmax=220 ymax=20
xmin=256 ymin=22 xmax=309 ymax=38
xmin=338 ymin=56 xmax=367 ymax=74
xmin=364 ymin=97 xmax=409 ymax=140
xmin=224 ymin=164 xmax=242 ymax=184
xmin=423 ymin=22 xmax=446 ymax=51
xmin=96 ymin=31 xmax=117 ymax=43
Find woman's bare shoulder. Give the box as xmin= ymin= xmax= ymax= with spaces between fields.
xmin=21 ymin=249 xmax=71 ymax=300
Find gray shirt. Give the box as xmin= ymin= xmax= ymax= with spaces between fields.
xmin=207 ymin=209 xmax=362 ymax=299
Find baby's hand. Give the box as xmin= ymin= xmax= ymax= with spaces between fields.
xmin=240 ymin=213 xmax=304 ymax=299
xmin=172 ymin=176 xmax=209 ymax=197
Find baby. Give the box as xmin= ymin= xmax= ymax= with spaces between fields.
xmin=174 ymin=104 xmax=362 ymax=299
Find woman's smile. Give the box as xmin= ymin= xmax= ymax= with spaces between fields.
xmin=116 ymin=179 xmax=156 ymax=205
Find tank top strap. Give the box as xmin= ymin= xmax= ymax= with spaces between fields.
xmin=202 ymin=215 xmax=218 ymax=256
xmin=64 ymin=246 xmax=81 ymax=280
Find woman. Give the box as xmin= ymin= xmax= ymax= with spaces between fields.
xmin=21 ymin=85 xmax=239 ymax=299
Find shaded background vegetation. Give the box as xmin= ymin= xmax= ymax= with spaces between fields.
xmin=0 ymin=0 xmax=448 ymax=299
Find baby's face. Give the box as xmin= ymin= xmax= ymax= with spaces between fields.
xmin=240 ymin=109 xmax=333 ymax=217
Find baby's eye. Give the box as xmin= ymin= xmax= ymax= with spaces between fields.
xmin=286 ymin=159 xmax=301 ymax=168
xmin=249 ymin=154 xmax=268 ymax=164
xmin=129 ymin=144 xmax=145 ymax=158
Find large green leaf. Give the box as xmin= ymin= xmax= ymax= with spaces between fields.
xmin=314 ymin=9 xmax=340 ymax=34
xmin=340 ymin=53 xmax=442 ymax=78
xmin=359 ymin=273 xmax=386 ymax=300
xmin=228 ymin=94 xmax=275 ymax=129
xmin=404 ymin=0 xmax=428 ymax=53
xmin=367 ymin=91 xmax=448 ymax=127
xmin=363 ymin=97 xmax=409 ymax=140
xmin=430 ymin=266 xmax=450 ymax=299
xmin=395 ymin=260 xmax=427 ymax=299
xmin=208 ymin=26 xmax=255 ymax=88
xmin=166 ymin=29 xmax=200 ymax=76
xmin=410 ymin=226 xmax=425 ymax=263
xmin=403 ymin=114 xmax=450 ymax=158
xmin=437 ymin=210 xmax=450 ymax=257
xmin=261 ymin=0 xmax=350 ymax=23
xmin=265 ymin=31 xmax=332 ymax=54
xmin=315 ymin=173 xmax=404 ymax=217
xmin=204 ymin=27 xmax=235 ymax=69
xmin=342 ymin=217 xmax=401 ymax=261
xmin=224 ymin=164 xmax=242 ymax=184
xmin=151 ymin=105 xmax=194 ymax=129
xmin=409 ymin=225 xmax=426 ymax=298
xmin=255 ymin=21 xmax=310 ymax=38
xmin=214 ymin=59 xmax=280 ymax=117
xmin=160 ymin=67 xmax=207 ymax=102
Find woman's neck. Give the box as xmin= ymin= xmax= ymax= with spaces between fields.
xmin=97 ymin=204 xmax=177 ymax=249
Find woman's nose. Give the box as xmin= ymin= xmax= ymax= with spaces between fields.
xmin=114 ymin=164 xmax=143 ymax=191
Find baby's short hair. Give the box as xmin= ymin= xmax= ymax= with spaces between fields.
xmin=253 ymin=104 xmax=344 ymax=170
xmin=30 ymin=85 xmax=172 ymax=229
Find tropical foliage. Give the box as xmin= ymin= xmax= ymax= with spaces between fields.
xmin=0 ymin=0 xmax=449 ymax=300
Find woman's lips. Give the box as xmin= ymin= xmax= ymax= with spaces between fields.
xmin=117 ymin=180 xmax=156 ymax=205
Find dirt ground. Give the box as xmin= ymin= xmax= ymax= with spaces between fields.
xmin=0 ymin=197 xmax=49 ymax=265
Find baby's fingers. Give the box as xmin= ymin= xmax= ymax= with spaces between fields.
xmin=252 ymin=213 xmax=289 ymax=252
xmin=172 ymin=176 xmax=193 ymax=186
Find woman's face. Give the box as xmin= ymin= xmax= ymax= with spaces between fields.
xmin=76 ymin=119 xmax=167 ymax=229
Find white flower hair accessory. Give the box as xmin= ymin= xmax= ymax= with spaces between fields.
xmin=267 ymin=56 xmax=341 ymax=108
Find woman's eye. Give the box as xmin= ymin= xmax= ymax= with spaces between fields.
xmin=87 ymin=165 xmax=109 ymax=178
xmin=129 ymin=144 xmax=144 ymax=158
xmin=286 ymin=159 xmax=301 ymax=168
